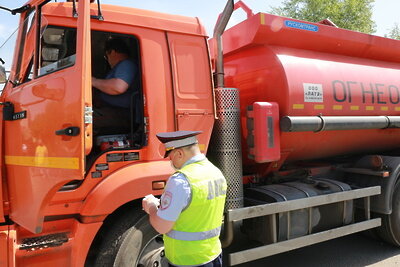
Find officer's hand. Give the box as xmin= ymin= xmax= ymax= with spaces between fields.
xmin=142 ymin=194 xmax=160 ymax=214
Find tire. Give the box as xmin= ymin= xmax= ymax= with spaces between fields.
xmin=87 ymin=207 xmax=167 ymax=267
xmin=377 ymin=182 xmax=400 ymax=246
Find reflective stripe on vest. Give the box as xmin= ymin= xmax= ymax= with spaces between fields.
xmin=166 ymin=226 xmax=221 ymax=241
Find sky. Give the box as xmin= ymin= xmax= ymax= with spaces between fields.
xmin=0 ymin=0 xmax=399 ymax=69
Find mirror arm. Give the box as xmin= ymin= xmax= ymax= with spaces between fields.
xmin=0 ymin=4 xmax=30 ymax=15
xmin=96 ymin=0 xmax=103 ymax=20
xmin=11 ymin=5 xmax=30 ymax=15
xmin=0 ymin=6 xmax=13 ymax=13
xmin=72 ymin=0 xmax=78 ymax=18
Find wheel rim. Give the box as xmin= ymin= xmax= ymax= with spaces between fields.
xmin=136 ymin=235 xmax=167 ymax=267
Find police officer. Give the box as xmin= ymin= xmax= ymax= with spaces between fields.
xmin=142 ymin=131 xmax=227 ymax=267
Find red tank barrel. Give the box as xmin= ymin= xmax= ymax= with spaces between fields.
xmin=216 ymin=13 xmax=400 ymax=164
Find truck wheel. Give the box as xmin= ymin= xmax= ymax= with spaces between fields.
xmin=89 ymin=208 xmax=167 ymax=267
xmin=377 ymin=182 xmax=400 ymax=246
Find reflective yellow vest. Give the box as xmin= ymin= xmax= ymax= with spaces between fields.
xmin=163 ymin=158 xmax=227 ymax=266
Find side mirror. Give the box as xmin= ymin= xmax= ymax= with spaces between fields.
xmin=0 ymin=65 xmax=6 ymax=84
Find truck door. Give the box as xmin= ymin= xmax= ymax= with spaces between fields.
xmin=167 ymin=32 xmax=215 ymax=149
xmin=3 ymin=1 xmax=92 ymax=233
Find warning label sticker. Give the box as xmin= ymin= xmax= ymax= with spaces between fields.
xmin=92 ymin=171 xmax=102 ymax=178
xmin=96 ymin=163 xmax=109 ymax=171
xmin=124 ymin=152 xmax=139 ymax=161
xmin=107 ymin=153 xmax=124 ymax=162
xmin=303 ymin=83 xmax=323 ymax=103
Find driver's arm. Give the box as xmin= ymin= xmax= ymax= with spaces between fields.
xmin=92 ymin=77 xmax=129 ymax=95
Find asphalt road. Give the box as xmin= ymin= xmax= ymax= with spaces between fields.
xmin=223 ymin=232 xmax=400 ymax=267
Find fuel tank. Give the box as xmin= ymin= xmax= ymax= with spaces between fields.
xmin=217 ymin=13 xmax=400 ymax=164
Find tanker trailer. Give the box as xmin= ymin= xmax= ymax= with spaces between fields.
xmin=208 ymin=1 xmax=400 ymax=265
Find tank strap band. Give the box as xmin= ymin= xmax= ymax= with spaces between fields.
xmin=166 ymin=226 xmax=221 ymax=241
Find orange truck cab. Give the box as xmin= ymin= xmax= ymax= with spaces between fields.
xmin=0 ymin=0 xmax=213 ymax=266
xmin=1 ymin=0 xmax=400 ymax=266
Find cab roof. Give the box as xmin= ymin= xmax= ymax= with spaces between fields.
xmin=42 ymin=2 xmax=207 ymax=37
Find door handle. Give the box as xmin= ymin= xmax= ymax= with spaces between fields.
xmin=55 ymin=126 xmax=80 ymax=136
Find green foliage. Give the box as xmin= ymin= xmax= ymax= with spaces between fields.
xmin=385 ymin=23 xmax=400 ymax=40
xmin=270 ymin=0 xmax=376 ymax=34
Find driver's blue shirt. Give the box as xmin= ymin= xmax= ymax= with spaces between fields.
xmin=99 ymin=59 xmax=138 ymax=109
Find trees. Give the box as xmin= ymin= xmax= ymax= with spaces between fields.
xmin=270 ymin=0 xmax=376 ymax=34
xmin=385 ymin=23 xmax=400 ymax=40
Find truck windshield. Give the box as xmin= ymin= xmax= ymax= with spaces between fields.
xmin=0 ymin=26 xmax=18 ymax=72
xmin=8 ymin=8 xmax=41 ymax=85
xmin=0 ymin=29 xmax=15 ymax=90
xmin=0 ymin=9 xmax=37 ymax=84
